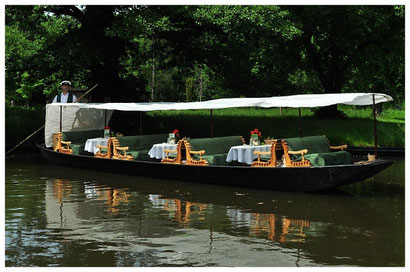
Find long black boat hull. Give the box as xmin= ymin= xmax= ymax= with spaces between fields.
xmin=37 ymin=144 xmax=393 ymax=192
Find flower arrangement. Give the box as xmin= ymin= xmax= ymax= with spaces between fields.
xmin=104 ymin=126 xmax=110 ymax=139
xmin=173 ymin=129 xmax=180 ymax=138
xmin=250 ymin=128 xmax=261 ymax=146
xmin=168 ymin=129 xmax=180 ymax=144
xmin=250 ymin=128 xmax=262 ymax=137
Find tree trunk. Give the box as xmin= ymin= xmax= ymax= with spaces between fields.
xmin=79 ymin=6 xmax=125 ymax=102
xmin=151 ymin=57 xmax=155 ymax=101
xmin=199 ymin=72 xmax=203 ymax=102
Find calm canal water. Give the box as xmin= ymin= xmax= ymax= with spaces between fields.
xmin=5 ymin=154 xmax=404 ymax=267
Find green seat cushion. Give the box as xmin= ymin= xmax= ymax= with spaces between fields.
xmin=188 ymin=136 xmax=243 ymax=165
xmin=62 ymin=130 xmax=104 ymax=144
xmin=62 ymin=130 xmax=104 ymax=156
xmin=285 ymin=135 xmax=330 ymax=154
xmin=71 ymin=143 xmax=93 ymax=156
xmin=127 ymin=149 xmax=151 ymax=161
xmin=285 ymin=135 xmax=352 ymax=166
xmin=71 ymin=144 xmax=82 ymax=155
xmin=189 ymin=136 xmax=243 ymax=155
xmin=117 ymin=134 xmax=168 ymax=151
xmin=259 ymin=155 xmax=271 ymax=161
xmin=303 ymin=151 xmax=352 ymax=166
xmin=168 ymin=152 xmax=177 ymax=159
xmin=202 ymin=153 xmax=229 ymax=166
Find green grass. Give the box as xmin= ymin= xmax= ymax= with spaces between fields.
xmin=339 ymin=105 xmax=405 ymax=124
xmin=6 ymin=104 xmax=405 ymax=149
xmin=5 ymin=105 xmax=45 ymax=148
xmin=143 ymin=106 xmax=404 ymax=148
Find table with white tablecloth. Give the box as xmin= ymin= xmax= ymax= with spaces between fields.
xmin=148 ymin=143 xmax=178 ymax=159
xmin=84 ymin=137 xmax=109 ymax=154
xmin=226 ymin=144 xmax=272 ymax=165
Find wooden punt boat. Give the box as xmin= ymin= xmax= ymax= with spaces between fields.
xmin=39 ymin=93 xmax=395 ymax=192
xmin=38 ymin=143 xmax=393 ymax=192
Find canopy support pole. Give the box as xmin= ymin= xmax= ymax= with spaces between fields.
xmin=104 ymin=109 xmax=107 ymax=127
xmin=372 ymin=94 xmax=378 ymax=159
xmin=139 ymin=112 xmax=143 ymax=135
xmin=210 ymin=109 xmax=214 ymax=137
xmin=299 ymin=108 xmax=303 ymax=137
xmin=59 ymin=105 xmax=62 ymax=132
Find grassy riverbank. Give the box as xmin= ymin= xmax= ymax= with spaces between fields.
xmin=5 ymin=105 xmax=45 ymax=149
xmin=6 ymin=105 xmax=405 ymax=150
xmin=143 ymin=106 xmax=404 ymax=148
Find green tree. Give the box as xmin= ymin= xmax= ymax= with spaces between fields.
xmin=285 ymin=6 xmax=404 ymax=113
xmin=5 ymin=6 xmax=80 ymax=105
xmin=5 ymin=5 xmax=404 ymax=107
xmin=194 ymin=64 xmax=209 ymax=102
xmin=185 ymin=77 xmax=196 ymax=102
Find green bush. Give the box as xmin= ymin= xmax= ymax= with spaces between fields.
xmin=5 ymin=105 xmax=45 ymax=148
xmin=144 ymin=107 xmax=404 ymax=148
xmin=5 ymin=105 xmax=404 ymax=150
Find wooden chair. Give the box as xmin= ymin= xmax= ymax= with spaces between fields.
xmin=282 ymin=140 xmax=310 ymax=167
xmin=184 ymin=140 xmax=208 ymax=166
xmin=251 ymin=140 xmax=278 ymax=167
xmin=281 ymin=136 xmax=349 ymax=167
xmin=161 ymin=140 xmax=184 ymax=164
xmin=55 ymin=133 xmax=73 ymax=154
xmin=53 ymin=132 xmax=62 ymax=151
xmin=111 ymin=137 xmax=133 ymax=160
xmin=94 ymin=138 xmax=113 ymax=159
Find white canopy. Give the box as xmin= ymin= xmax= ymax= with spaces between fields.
xmin=45 ymin=93 xmax=393 ymax=147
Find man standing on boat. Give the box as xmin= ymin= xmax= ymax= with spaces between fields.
xmin=52 ymin=80 xmax=77 ymax=103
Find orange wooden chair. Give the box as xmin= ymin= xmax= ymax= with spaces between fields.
xmin=161 ymin=140 xmax=185 ymax=164
xmin=251 ymin=140 xmax=278 ymax=167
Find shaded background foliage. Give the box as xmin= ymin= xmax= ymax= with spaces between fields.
xmin=5 ymin=5 xmax=404 ymax=105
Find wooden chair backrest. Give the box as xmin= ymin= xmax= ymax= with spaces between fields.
xmin=270 ymin=140 xmax=278 ymax=162
xmin=174 ymin=140 xmax=184 ymax=163
xmin=184 ymin=141 xmax=195 ymax=164
xmin=251 ymin=140 xmax=278 ymax=167
xmin=54 ymin=134 xmax=63 ymax=152
xmin=281 ymin=140 xmax=311 ymax=167
xmin=95 ymin=138 xmax=112 ymax=158
xmin=111 ymin=137 xmax=121 ymax=156
xmin=162 ymin=139 xmax=184 ymax=164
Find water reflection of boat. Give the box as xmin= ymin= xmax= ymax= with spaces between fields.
xmin=45 ymin=177 xmax=316 ymax=244
xmin=40 ymin=163 xmax=386 ymax=234
xmin=148 ymin=194 xmax=311 ymax=243
xmin=41 ymin=163 xmax=401 ymax=266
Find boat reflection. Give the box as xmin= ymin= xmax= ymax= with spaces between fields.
xmin=52 ymin=179 xmax=72 ymax=203
xmin=40 ymin=163 xmax=388 ymax=243
xmin=40 ymin=163 xmax=399 ymax=266
xmin=48 ymin=178 xmax=315 ymax=243
xmin=148 ymin=194 xmax=311 ymax=243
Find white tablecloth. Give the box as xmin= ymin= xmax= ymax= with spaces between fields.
xmin=148 ymin=143 xmax=178 ymax=159
xmin=226 ymin=144 xmax=272 ymax=165
xmin=84 ymin=137 xmax=109 ymax=154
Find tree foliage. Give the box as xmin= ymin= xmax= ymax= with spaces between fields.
xmin=5 ymin=5 xmax=404 ymax=106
